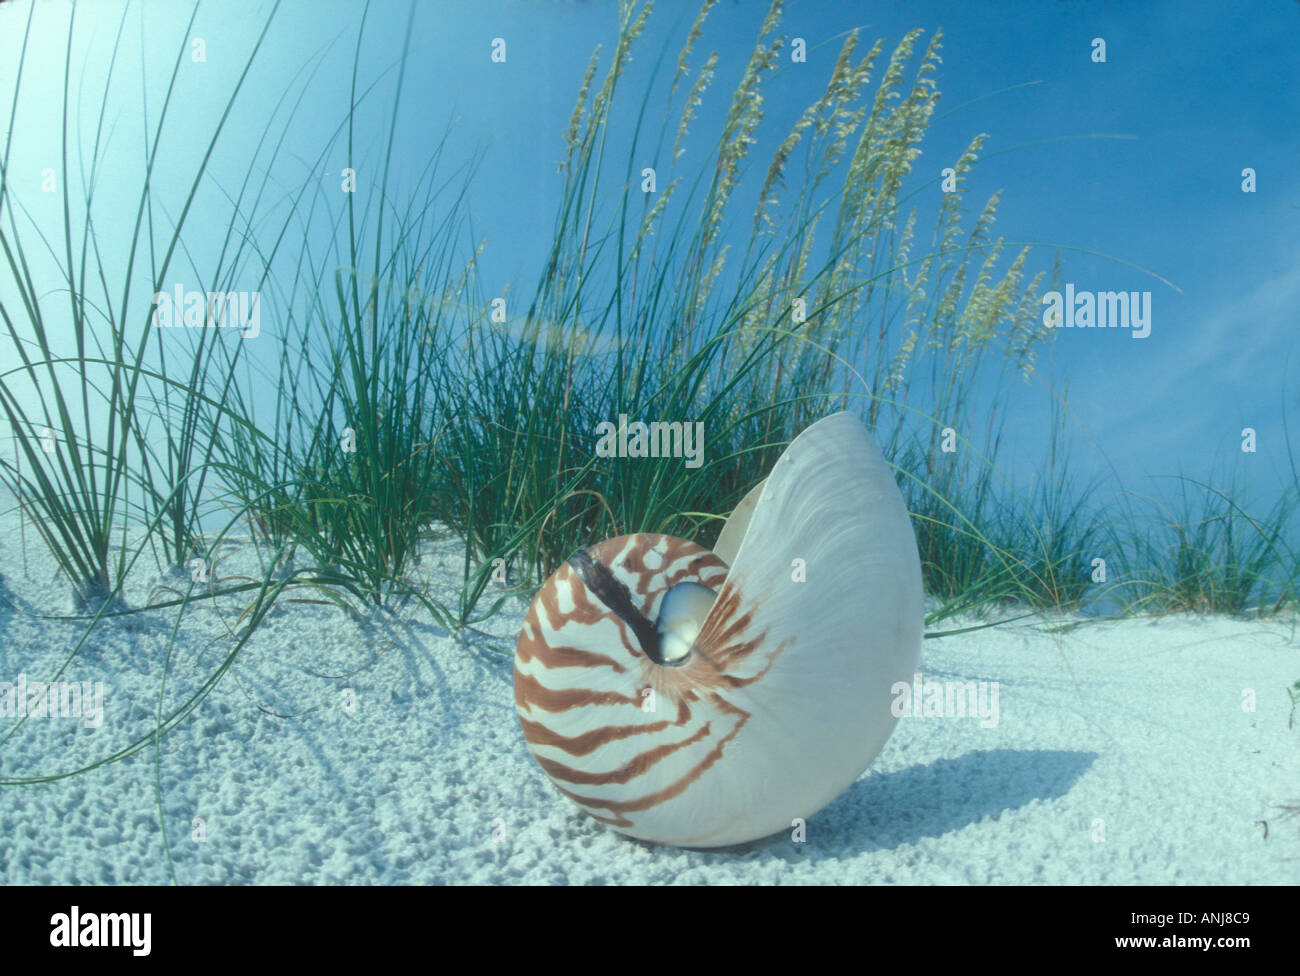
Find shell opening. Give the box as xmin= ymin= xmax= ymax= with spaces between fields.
xmin=655 ymin=581 xmax=718 ymax=665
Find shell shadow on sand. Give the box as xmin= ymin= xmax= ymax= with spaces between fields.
xmin=669 ymin=748 xmax=1100 ymax=859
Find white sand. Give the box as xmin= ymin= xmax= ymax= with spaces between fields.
xmin=0 ymin=516 xmax=1296 ymax=884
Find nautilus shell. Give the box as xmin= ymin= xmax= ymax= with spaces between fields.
xmin=514 ymin=411 xmax=923 ymax=847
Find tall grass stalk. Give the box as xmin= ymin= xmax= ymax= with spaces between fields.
xmin=0 ymin=1 xmax=283 ymax=602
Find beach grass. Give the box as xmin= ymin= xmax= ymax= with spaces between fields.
xmin=0 ymin=0 xmax=1295 ymax=694
xmin=1109 ymin=476 xmax=1298 ymax=617
xmin=0 ymin=1 xmax=287 ymax=606
xmin=418 ymin=2 xmax=1105 ymax=636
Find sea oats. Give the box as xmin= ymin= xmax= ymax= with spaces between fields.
xmin=674 ymin=51 xmax=718 ymax=162
xmin=561 ymin=47 xmax=602 ymax=173
xmin=670 ymin=0 xmax=718 ymax=100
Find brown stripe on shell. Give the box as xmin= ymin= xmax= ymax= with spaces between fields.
xmin=577 ymin=808 xmax=635 ymax=829
xmin=692 ymin=581 xmax=789 ymax=678
xmin=514 ymin=670 xmax=641 ymax=713
xmin=533 ymin=567 xmax=608 ymax=631
xmin=699 ymin=636 xmax=788 ymax=689
xmin=517 ymin=631 xmax=628 ymax=673
xmin=555 ymin=694 xmax=751 ymax=817
xmin=658 ymin=533 xmax=722 ymax=571
xmin=610 ymin=535 xmax=663 ymax=600
xmin=670 ymin=554 xmax=728 ymax=589
xmin=531 ymin=563 xmax=648 ymax=663
xmin=698 ymin=583 xmax=756 ymax=658
xmin=534 ymin=720 xmax=715 ymax=786
xmin=519 ymin=715 xmax=676 ymax=755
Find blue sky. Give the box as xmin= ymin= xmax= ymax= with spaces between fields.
xmin=3 ymin=0 xmax=1298 ymax=513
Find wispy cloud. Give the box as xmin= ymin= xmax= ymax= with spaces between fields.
xmin=1181 ymin=263 xmax=1300 ymax=388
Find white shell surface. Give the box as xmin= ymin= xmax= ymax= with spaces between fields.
xmin=713 ymin=478 xmax=764 ymax=566
xmin=514 ymin=411 xmax=924 ymax=847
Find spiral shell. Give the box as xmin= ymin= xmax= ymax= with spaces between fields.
xmin=514 ymin=411 xmax=923 ymax=847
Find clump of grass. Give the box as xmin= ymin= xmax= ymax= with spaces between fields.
xmin=979 ymin=394 xmax=1106 ymax=612
xmin=991 ymin=483 xmax=1104 ymax=612
xmin=0 ymin=2 xmax=285 ymax=604
xmin=207 ymin=6 xmax=468 ymax=620
xmin=1110 ymin=475 xmax=1296 ymax=616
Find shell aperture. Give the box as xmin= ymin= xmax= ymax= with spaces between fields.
xmin=513 ymin=411 xmax=924 ymax=847
xmin=655 ymin=581 xmax=719 ymax=664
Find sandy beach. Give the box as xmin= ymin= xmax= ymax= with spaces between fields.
xmin=1 ymin=517 xmax=1294 ymax=885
